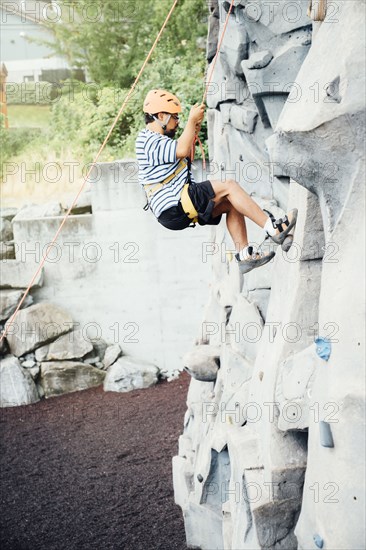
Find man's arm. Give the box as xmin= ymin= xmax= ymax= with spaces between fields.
xmin=176 ymin=104 xmax=205 ymax=158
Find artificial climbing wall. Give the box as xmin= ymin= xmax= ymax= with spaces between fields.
xmin=173 ymin=1 xmax=366 ymax=549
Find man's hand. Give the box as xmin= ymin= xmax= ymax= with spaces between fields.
xmin=189 ymin=103 xmax=205 ymax=126
xmin=176 ymin=103 xmax=206 ymax=158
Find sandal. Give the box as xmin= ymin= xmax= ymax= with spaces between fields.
xmin=235 ymin=247 xmax=275 ymax=275
xmin=264 ymin=209 xmax=298 ymax=246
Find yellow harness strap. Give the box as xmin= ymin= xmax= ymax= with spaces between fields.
xmin=144 ymin=159 xmax=187 ymax=199
xmin=180 ymin=183 xmax=198 ymax=223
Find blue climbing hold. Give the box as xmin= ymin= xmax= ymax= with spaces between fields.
xmin=313 ymin=534 xmax=324 ymax=548
xmin=320 ymin=420 xmax=334 ymax=448
xmin=315 ymin=337 xmax=331 ymax=361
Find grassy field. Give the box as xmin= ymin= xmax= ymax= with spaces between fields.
xmin=7 ymin=105 xmax=52 ymax=129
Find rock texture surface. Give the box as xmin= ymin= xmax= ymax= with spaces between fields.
xmin=173 ymin=2 xmax=366 ymax=549
xmin=5 ymin=303 xmax=73 ymax=357
xmin=0 ymin=355 xmax=39 ymax=407
xmin=103 ymin=356 xmax=159 ymax=392
xmin=40 ymin=361 xmax=106 ymax=398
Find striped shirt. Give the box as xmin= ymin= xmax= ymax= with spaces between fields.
xmin=136 ymin=128 xmax=195 ymax=218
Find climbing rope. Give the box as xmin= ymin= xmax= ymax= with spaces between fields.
xmin=0 ymin=0 xmax=179 ymax=344
xmin=192 ymin=0 xmax=235 ymax=168
xmin=203 ymin=0 xmax=235 ymax=104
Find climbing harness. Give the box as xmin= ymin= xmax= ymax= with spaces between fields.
xmin=180 ymin=184 xmax=199 ymax=224
xmin=144 ymin=158 xmax=187 ymax=199
xmin=143 ymin=156 xmax=198 ymax=225
xmin=0 ymin=0 xmax=180 ymax=344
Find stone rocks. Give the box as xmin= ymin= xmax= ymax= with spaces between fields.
xmin=183 ymin=345 xmax=220 ymax=382
xmin=102 ymin=343 xmax=122 ymax=369
xmin=5 ymin=303 xmax=73 ymax=357
xmin=35 ymin=329 xmax=93 ymax=362
xmin=22 ymin=359 xmax=36 ymax=368
xmin=40 ymin=361 xmax=106 ymax=398
xmin=0 ymin=290 xmax=33 ymax=322
xmin=0 ymin=355 xmax=39 ymax=407
xmin=84 ymin=337 xmax=108 ymax=365
xmin=103 ymin=357 xmax=159 ymax=393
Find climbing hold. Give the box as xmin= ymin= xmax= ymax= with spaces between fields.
xmin=197 ymin=474 xmax=203 ymax=483
xmin=320 ymin=420 xmax=334 ymax=448
xmin=313 ymin=533 xmax=324 ymax=548
xmin=315 ymin=337 xmax=331 ymax=361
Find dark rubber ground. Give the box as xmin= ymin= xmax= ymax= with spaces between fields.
xmin=0 ymin=372 xmax=190 ymax=550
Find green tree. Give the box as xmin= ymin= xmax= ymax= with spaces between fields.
xmin=42 ymin=0 xmax=208 ymax=88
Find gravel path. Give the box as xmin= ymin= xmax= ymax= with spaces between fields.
xmin=0 ymin=373 xmax=190 ymax=550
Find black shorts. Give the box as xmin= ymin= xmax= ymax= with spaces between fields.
xmin=157 ymin=180 xmax=222 ymax=231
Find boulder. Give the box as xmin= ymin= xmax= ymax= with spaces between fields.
xmin=35 ymin=329 xmax=93 ymax=361
xmin=5 ymin=303 xmax=73 ymax=357
xmin=0 ymin=290 xmax=33 ymax=322
xmin=29 ymin=365 xmax=40 ymax=379
xmin=40 ymin=361 xmax=106 ymax=398
xmin=182 ymin=345 xmax=220 ymax=382
xmin=103 ymin=356 xmax=159 ymax=393
xmin=85 ymin=338 xmax=108 ymax=363
xmin=0 ymin=355 xmax=39 ymax=407
xmin=21 ymin=359 xmax=36 ymax=368
xmin=103 ymin=343 xmax=122 ymax=369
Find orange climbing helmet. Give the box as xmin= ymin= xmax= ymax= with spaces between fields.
xmin=143 ymin=89 xmax=182 ymax=114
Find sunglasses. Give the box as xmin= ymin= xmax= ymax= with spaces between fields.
xmin=170 ymin=114 xmax=180 ymax=121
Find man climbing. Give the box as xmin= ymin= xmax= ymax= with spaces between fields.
xmin=136 ymin=89 xmax=297 ymax=273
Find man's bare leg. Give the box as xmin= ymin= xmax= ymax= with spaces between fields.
xmin=211 ymin=179 xmax=268 ymax=228
xmin=211 ymin=199 xmax=248 ymax=252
